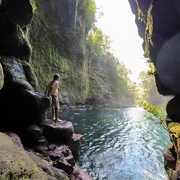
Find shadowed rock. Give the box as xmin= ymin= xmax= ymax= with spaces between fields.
xmin=0 ymin=56 xmax=50 ymax=131
xmin=0 ymin=0 xmax=91 ymax=179
xmin=166 ymin=96 xmax=180 ymax=123
xmin=0 ymin=133 xmax=49 ymax=179
xmin=0 ymin=14 xmax=32 ymax=61
xmin=41 ymin=120 xmax=83 ymax=162
xmin=1 ymin=0 xmax=33 ymax=27
xmin=42 ymin=120 xmax=74 ymax=144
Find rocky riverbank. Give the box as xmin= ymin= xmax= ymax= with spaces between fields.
xmin=0 ymin=120 xmax=92 ymax=180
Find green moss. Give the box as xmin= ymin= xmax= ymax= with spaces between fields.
xmin=28 ymin=0 xmax=135 ymax=107
xmin=0 ymin=133 xmax=48 ymax=180
xmin=135 ymin=0 xmax=154 ymax=70
xmin=166 ymin=168 xmax=174 ymax=180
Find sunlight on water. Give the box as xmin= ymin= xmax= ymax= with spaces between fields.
xmin=59 ymin=108 xmax=170 ymax=180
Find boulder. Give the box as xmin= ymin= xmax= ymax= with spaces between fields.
xmin=69 ymin=134 xmax=84 ymax=162
xmin=41 ymin=120 xmax=83 ymax=162
xmin=42 ymin=120 xmax=74 ymax=144
xmin=0 ymin=132 xmax=49 ymax=179
xmin=1 ymin=0 xmax=33 ymax=27
xmin=166 ymin=96 xmax=180 ymax=123
xmin=0 ymin=56 xmax=50 ymax=131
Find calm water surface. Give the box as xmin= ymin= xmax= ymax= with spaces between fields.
xmin=59 ymin=108 xmax=170 ymax=180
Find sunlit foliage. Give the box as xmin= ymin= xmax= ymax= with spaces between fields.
xmin=86 ymin=27 xmax=111 ymax=57
xmin=85 ymin=26 xmax=136 ymax=106
xmin=78 ymin=0 xmax=96 ymax=33
xmin=29 ymin=0 xmax=136 ymax=107
xmin=138 ymin=100 xmax=167 ymax=130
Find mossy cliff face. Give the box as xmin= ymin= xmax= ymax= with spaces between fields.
xmin=29 ymin=0 xmax=135 ymax=108
xmin=0 ymin=0 xmax=50 ymax=130
xmin=128 ymin=1 xmax=180 ymax=179
xmin=29 ymin=0 xmax=94 ymax=105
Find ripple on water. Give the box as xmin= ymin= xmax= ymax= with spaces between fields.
xmin=59 ymin=108 xmax=170 ymax=180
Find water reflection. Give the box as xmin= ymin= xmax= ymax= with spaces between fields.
xmin=59 ymin=108 xmax=170 ymax=180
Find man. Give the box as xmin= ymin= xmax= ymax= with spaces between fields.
xmin=45 ymin=74 xmax=62 ymax=122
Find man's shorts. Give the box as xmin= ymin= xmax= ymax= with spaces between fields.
xmin=51 ymin=95 xmax=60 ymax=109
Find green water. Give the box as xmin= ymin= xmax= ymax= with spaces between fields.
xmin=59 ymin=108 xmax=170 ymax=180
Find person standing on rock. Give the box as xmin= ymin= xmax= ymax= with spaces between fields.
xmin=45 ymin=74 xmax=62 ymax=122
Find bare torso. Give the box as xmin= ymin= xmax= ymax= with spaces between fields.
xmin=46 ymin=80 xmax=59 ymax=96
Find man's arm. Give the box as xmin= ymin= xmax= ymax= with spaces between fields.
xmin=48 ymin=81 xmax=58 ymax=96
xmin=45 ymin=81 xmax=52 ymax=96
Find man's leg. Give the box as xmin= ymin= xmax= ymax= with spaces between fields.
xmin=55 ymin=107 xmax=59 ymax=121
xmin=54 ymin=96 xmax=63 ymax=122
xmin=52 ymin=103 xmax=56 ymax=121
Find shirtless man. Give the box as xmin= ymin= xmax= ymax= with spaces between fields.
xmin=45 ymin=74 xmax=62 ymax=122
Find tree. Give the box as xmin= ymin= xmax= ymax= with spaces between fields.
xmin=86 ymin=27 xmax=111 ymax=58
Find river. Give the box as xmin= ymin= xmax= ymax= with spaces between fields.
xmin=59 ymin=108 xmax=170 ymax=180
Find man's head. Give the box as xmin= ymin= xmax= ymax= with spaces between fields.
xmin=53 ymin=74 xmax=60 ymax=80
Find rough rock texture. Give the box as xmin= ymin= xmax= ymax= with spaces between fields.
xmin=0 ymin=0 xmax=32 ymax=61
xmin=1 ymin=122 xmax=91 ymax=180
xmin=128 ymin=1 xmax=180 ymax=179
xmin=0 ymin=56 xmax=50 ymax=131
xmin=0 ymin=0 xmax=91 ymax=179
xmin=128 ymin=0 xmax=180 ymax=95
xmin=0 ymin=132 xmax=50 ymax=180
xmin=0 ymin=0 xmax=50 ymax=132
xmin=41 ymin=120 xmax=84 ymax=162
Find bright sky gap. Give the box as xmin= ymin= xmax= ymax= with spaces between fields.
xmin=95 ymin=0 xmax=148 ymax=82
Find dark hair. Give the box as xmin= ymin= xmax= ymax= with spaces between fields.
xmin=53 ymin=74 xmax=60 ymax=80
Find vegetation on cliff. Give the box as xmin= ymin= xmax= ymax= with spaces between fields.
xmin=29 ymin=0 xmax=136 ymax=107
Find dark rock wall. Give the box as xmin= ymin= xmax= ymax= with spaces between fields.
xmin=128 ymin=1 xmax=180 ymax=179
xmin=128 ymin=0 xmax=180 ymax=95
xmin=0 ymin=0 xmax=50 ymax=132
xmin=0 ymin=1 xmax=90 ymax=179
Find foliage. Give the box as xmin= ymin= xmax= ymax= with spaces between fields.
xmin=134 ymin=0 xmax=154 ymax=71
xmin=138 ymin=99 xmax=167 ymax=130
xmin=86 ymin=27 xmax=111 ymax=58
xmin=85 ymin=25 xmax=136 ymax=106
xmin=137 ymin=70 xmax=166 ymax=106
xmin=29 ymin=0 xmax=136 ymax=107
xmin=78 ymin=0 xmax=96 ymax=33
xmin=29 ymin=0 xmax=37 ymax=12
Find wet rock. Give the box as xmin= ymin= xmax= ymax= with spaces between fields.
xmin=48 ymin=144 xmax=56 ymax=151
xmin=5 ymin=132 xmax=24 ymax=150
xmin=69 ymin=134 xmax=84 ymax=162
xmin=0 ymin=133 xmax=49 ymax=179
xmin=0 ymin=57 xmax=50 ymax=131
xmin=21 ymin=124 xmax=43 ymax=147
xmin=41 ymin=120 xmax=83 ymax=162
xmin=163 ymin=147 xmax=176 ymax=170
xmin=35 ymin=144 xmax=75 ymax=175
xmin=0 ymin=15 xmax=32 ymax=61
xmin=42 ymin=120 xmax=74 ymax=144
xmin=51 ymin=167 xmax=70 ymax=180
xmin=55 ymin=158 xmax=74 ymax=174
xmin=72 ymin=164 xmax=93 ymax=180
xmin=26 ymin=149 xmax=70 ymax=180
xmin=166 ymin=95 xmax=180 ymax=123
